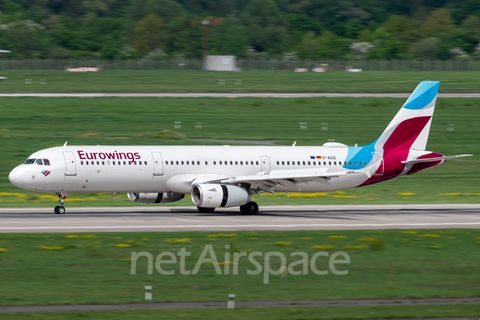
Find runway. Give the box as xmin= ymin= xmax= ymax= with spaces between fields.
xmin=0 ymin=204 xmax=479 ymax=233
xmin=1 ymin=92 xmax=480 ymax=98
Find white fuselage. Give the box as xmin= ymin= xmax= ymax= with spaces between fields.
xmin=9 ymin=145 xmax=374 ymax=194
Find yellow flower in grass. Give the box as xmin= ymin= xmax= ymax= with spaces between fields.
xmin=302 ymin=237 xmax=313 ymax=240
xmin=121 ymin=257 xmax=132 ymax=261
xmin=206 ymin=233 xmax=237 ymax=239
xmin=312 ymin=245 xmax=333 ymax=249
xmin=423 ymin=234 xmax=440 ymax=238
xmin=0 ymin=248 xmax=8 ymax=252
xmin=276 ymin=241 xmax=292 ymax=246
xmin=0 ymin=192 xmax=26 ymax=197
xmin=343 ymin=245 xmax=367 ymax=249
xmin=399 ymin=192 xmax=415 ymax=196
xmin=42 ymin=246 xmax=64 ymax=251
xmin=429 ymin=245 xmax=441 ymax=249
xmin=401 ymin=231 xmax=417 ymax=234
xmin=357 ymin=237 xmax=376 ymax=242
xmin=329 ymin=235 xmax=346 ymax=239
xmin=65 ymin=235 xmax=80 ymax=239
xmin=216 ymin=261 xmax=234 ymax=266
xmin=165 ymin=238 xmax=191 ymax=244
xmin=82 ymin=235 xmax=97 ymax=238
xmin=115 ymin=244 xmax=131 ymax=248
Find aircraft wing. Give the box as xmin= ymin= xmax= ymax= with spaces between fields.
xmin=401 ymin=154 xmax=473 ymax=164
xmin=201 ymin=169 xmax=361 ymax=193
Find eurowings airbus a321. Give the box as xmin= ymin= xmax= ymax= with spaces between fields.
xmin=9 ymin=81 xmax=471 ymax=215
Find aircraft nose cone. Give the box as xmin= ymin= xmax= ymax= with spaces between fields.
xmin=8 ymin=166 xmax=24 ymax=188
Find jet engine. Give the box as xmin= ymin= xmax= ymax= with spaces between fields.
xmin=127 ymin=192 xmax=184 ymax=204
xmin=191 ymin=184 xmax=249 ymax=208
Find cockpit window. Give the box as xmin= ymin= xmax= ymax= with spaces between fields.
xmin=43 ymin=159 xmax=50 ymax=166
xmin=35 ymin=159 xmax=43 ymax=165
xmin=24 ymin=159 xmax=36 ymax=164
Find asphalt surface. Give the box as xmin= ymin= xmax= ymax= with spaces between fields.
xmin=0 ymin=204 xmax=479 ymax=233
xmin=1 ymin=297 xmax=480 ymax=313
xmin=1 ymin=91 xmax=480 ymax=98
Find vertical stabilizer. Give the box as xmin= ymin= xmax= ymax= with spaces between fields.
xmin=376 ymin=81 xmax=439 ymax=152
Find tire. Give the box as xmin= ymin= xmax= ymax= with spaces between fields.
xmin=240 ymin=202 xmax=259 ymax=215
xmin=54 ymin=206 xmax=65 ymax=214
xmin=197 ymin=207 xmax=215 ymax=213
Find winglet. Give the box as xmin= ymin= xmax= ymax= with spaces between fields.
xmin=63 ymin=141 xmax=68 ymax=147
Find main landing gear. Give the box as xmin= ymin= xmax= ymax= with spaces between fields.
xmin=54 ymin=192 xmax=68 ymax=214
xmin=240 ymin=202 xmax=259 ymax=215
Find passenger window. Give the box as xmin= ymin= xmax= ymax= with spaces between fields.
xmin=181 ymin=161 xmax=184 ymax=165
xmin=245 ymin=161 xmax=248 ymax=165
xmin=197 ymin=161 xmax=200 ymax=165
xmin=354 ymin=162 xmax=357 ymax=165
xmin=43 ymin=159 xmax=50 ymax=166
xmin=97 ymin=161 xmax=99 ymax=165
xmin=256 ymin=161 xmax=259 ymax=165
xmin=205 ymin=161 xmax=208 ymax=165
xmin=219 ymin=161 xmax=222 ymax=165
xmin=91 ymin=161 xmax=94 ymax=165
xmin=81 ymin=161 xmax=84 ymax=165
xmin=349 ymin=162 xmax=352 ymax=165
xmin=313 ymin=161 xmax=316 ymax=165
xmin=240 ymin=161 xmax=243 ymax=165
xmin=144 ymin=161 xmax=147 ymax=165
xmin=213 ymin=161 xmax=216 ymax=165
xmin=123 ymin=161 xmax=126 ymax=165
xmin=303 ymin=161 xmax=305 ymax=165
xmin=165 ymin=161 xmax=168 ymax=165
xmin=282 ymin=161 xmax=285 ymax=165
xmin=192 ymin=161 xmax=195 ymax=165
xmin=235 ymin=161 xmax=238 ymax=165
xmin=334 ymin=161 xmax=336 ymax=165
xmin=287 ymin=161 xmax=290 ymax=165
xmin=102 ymin=161 xmax=105 ymax=165
xmin=35 ymin=159 xmax=43 ymax=165
xmin=277 ymin=161 xmax=279 ymax=165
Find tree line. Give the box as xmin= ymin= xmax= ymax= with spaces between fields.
xmin=1 ymin=0 xmax=480 ymax=60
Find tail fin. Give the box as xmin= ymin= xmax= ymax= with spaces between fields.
xmin=376 ymin=81 xmax=440 ymax=152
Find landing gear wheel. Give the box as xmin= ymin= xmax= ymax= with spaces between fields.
xmin=197 ymin=207 xmax=215 ymax=213
xmin=54 ymin=192 xmax=68 ymax=215
xmin=240 ymin=202 xmax=259 ymax=215
xmin=54 ymin=206 xmax=65 ymax=214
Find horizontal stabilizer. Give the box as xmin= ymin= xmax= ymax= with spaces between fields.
xmin=401 ymin=154 xmax=473 ymax=164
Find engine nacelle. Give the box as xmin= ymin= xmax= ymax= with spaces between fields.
xmin=127 ymin=192 xmax=184 ymax=204
xmin=191 ymin=184 xmax=249 ymax=208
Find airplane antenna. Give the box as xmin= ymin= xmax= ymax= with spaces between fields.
xmin=292 ymin=141 xmax=296 ymax=147
xmin=63 ymin=141 xmax=68 ymax=147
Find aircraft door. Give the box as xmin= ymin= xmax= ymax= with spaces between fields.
xmin=152 ymin=152 xmax=164 ymax=176
xmin=372 ymin=152 xmax=384 ymax=176
xmin=260 ymin=156 xmax=271 ymax=173
xmin=63 ymin=151 xmax=77 ymax=176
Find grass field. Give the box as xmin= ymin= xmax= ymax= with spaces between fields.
xmin=1 ymin=96 xmax=478 ymax=207
xmin=1 ymin=70 xmax=480 ymax=92
xmin=2 ymin=304 xmax=480 ymax=320
xmin=0 ymin=229 xmax=479 ymax=307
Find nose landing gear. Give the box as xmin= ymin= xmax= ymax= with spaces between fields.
xmin=54 ymin=192 xmax=67 ymax=214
